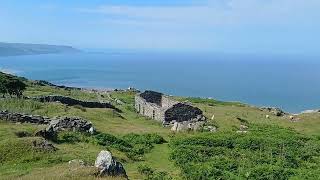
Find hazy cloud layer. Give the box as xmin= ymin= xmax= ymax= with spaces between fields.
xmin=79 ymin=0 xmax=320 ymax=27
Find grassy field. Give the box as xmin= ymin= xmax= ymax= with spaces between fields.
xmin=0 ymin=82 xmax=320 ymax=179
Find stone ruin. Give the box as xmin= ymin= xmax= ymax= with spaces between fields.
xmin=135 ymin=90 xmax=207 ymax=131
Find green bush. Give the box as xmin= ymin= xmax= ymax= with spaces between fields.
xmin=122 ymin=133 xmax=166 ymax=145
xmin=56 ymin=131 xmax=91 ymax=144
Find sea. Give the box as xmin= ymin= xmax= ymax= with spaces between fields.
xmin=0 ymin=52 xmax=319 ymax=113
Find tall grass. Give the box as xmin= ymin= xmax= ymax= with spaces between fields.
xmin=0 ymin=98 xmax=43 ymax=114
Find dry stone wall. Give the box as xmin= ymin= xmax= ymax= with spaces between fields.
xmin=32 ymin=95 xmax=118 ymax=111
xmin=0 ymin=110 xmax=51 ymax=124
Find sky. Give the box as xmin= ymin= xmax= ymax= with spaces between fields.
xmin=0 ymin=0 xmax=320 ymax=54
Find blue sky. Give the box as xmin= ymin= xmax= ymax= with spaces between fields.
xmin=0 ymin=0 xmax=319 ymax=54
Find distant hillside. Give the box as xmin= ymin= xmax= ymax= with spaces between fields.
xmin=0 ymin=42 xmax=80 ymax=56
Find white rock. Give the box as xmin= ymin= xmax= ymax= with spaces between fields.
xmin=171 ymin=122 xmax=178 ymax=131
xmin=94 ymin=150 xmax=127 ymax=178
xmin=95 ymin=150 xmax=113 ymax=169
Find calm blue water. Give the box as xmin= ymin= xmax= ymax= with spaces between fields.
xmin=0 ymin=52 xmax=319 ymax=113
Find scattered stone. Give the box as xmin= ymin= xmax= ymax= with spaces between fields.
xmin=203 ymin=125 xmax=217 ymax=132
xmin=32 ymin=139 xmax=57 ymax=151
xmin=95 ymin=150 xmax=128 ymax=179
xmin=260 ymin=107 xmax=288 ymax=116
xmin=211 ymin=114 xmax=215 ymax=120
xmin=240 ymin=125 xmax=249 ymax=131
xmin=265 ymin=115 xmax=270 ymax=119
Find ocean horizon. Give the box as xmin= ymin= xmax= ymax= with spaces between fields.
xmin=1 ymin=52 xmax=319 ymax=113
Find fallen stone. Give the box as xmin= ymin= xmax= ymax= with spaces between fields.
xmin=203 ymin=125 xmax=217 ymax=132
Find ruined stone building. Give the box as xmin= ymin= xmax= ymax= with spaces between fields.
xmin=135 ymin=91 xmax=206 ymax=125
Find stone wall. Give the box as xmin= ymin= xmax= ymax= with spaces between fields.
xmin=161 ymin=96 xmax=179 ymax=109
xmin=135 ymin=95 xmax=165 ymax=122
xmin=0 ymin=110 xmax=51 ymax=124
xmin=0 ymin=110 xmax=96 ymax=139
xmin=32 ymin=95 xmax=119 ymax=111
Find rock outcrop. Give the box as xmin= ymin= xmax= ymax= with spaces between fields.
xmin=95 ymin=150 xmax=128 ymax=178
xmin=36 ymin=117 xmax=96 ymax=140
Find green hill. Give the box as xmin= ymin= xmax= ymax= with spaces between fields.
xmin=0 ymin=42 xmax=80 ymax=56
xmin=0 ymin=72 xmax=319 ymax=179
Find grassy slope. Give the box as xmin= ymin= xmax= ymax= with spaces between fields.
xmin=0 ymin=84 xmax=320 ymax=179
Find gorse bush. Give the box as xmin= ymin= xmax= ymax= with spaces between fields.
xmin=170 ymin=124 xmax=320 ymax=180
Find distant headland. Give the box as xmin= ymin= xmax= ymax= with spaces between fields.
xmin=0 ymin=42 xmax=80 ymax=56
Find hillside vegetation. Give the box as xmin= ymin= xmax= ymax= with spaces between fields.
xmin=0 ymin=72 xmax=320 ymax=179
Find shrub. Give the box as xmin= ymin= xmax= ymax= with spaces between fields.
xmin=138 ymin=164 xmax=172 ymax=180
xmin=138 ymin=164 xmax=154 ymax=177
xmin=122 ymin=133 xmax=166 ymax=145
xmin=169 ymin=124 xmax=320 ymax=179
